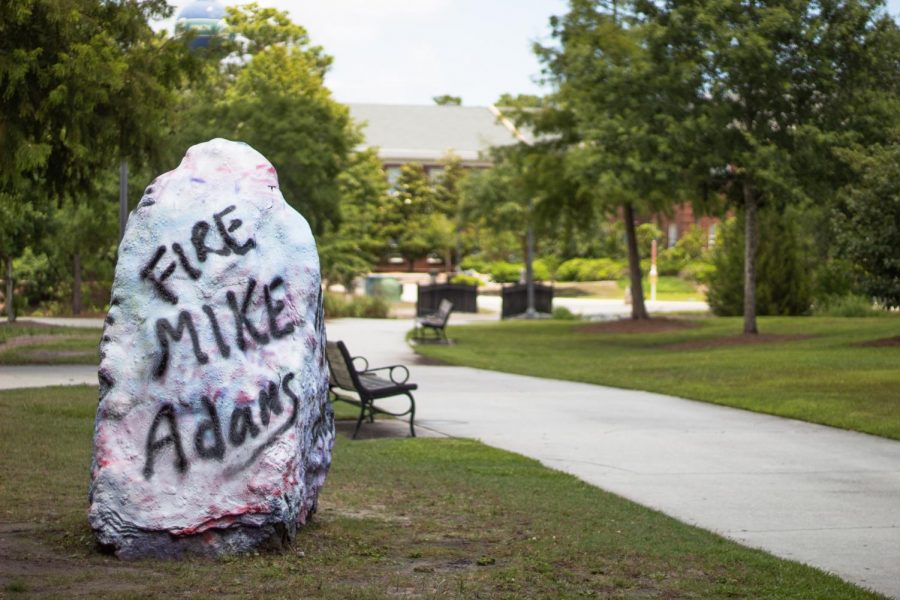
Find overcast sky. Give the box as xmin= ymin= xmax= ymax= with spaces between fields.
xmin=162 ymin=0 xmax=900 ymax=107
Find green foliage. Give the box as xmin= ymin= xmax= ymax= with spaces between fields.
xmin=432 ymin=94 xmax=461 ymax=106
xmin=319 ymin=149 xmax=387 ymax=288
xmin=835 ymin=142 xmax=900 ymax=308
xmin=11 ymin=248 xmax=53 ymax=311
xmin=486 ymin=260 xmax=551 ymax=284
xmin=323 ymin=292 xmax=389 ymax=319
xmin=813 ymin=295 xmax=881 ymax=318
xmin=552 ymin=306 xmax=579 ymax=320
xmin=680 ymin=261 xmax=716 ymax=285
xmin=170 ymin=4 xmax=355 ymax=235
xmin=556 ymin=258 xmax=625 ymax=282
xmin=488 ymin=262 xmax=523 ymax=284
xmin=707 ymin=214 xmax=812 ymax=317
xmin=640 ymin=0 xmax=900 ymax=330
xmin=448 ymin=274 xmax=481 ymax=287
xmin=654 ymin=227 xmax=712 ymax=277
xmin=636 ymin=224 xmax=662 ymax=259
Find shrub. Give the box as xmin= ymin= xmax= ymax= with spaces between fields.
xmin=531 ymin=259 xmax=551 ymax=282
xmin=556 ymin=258 xmax=585 ymax=282
xmin=487 ymin=261 xmax=550 ymax=284
xmin=324 ymin=292 xmax=389 ymax=319
xmin=812 ymin=294 xmax=880 ymax=318
xmin=707 ymin=212 xmax=812 ymax=316
xmin=12 ymin=247 xmax=56 ymax=311
xmin=449 ymin=274 xmax=481 ymax=287
xmin=552 ymin=306 xmax=579 ymax=320
xmin=680 ymin=261 xmax=715 ymax=284
xmin=488 ymin=261 xmax=522 ymax=284
xmin=460 ymin=256 xmax=489 ymax=273
xmin=557 ymin=258 xmax=625 ymax=282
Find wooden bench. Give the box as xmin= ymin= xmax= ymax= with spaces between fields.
xmin=325 ymin=340 xmax=417 ymax=438
xmin=415 ymin=298 xmax=453 ymax=342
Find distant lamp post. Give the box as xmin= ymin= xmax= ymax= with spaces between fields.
xmin=524 ymin=195 xmax=536 ymax=318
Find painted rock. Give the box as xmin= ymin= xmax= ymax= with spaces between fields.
xmin=89 ymin=139 xmax=334 ymax=558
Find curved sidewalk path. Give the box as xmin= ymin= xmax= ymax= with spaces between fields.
xmin=1 ymin=316 xmax=898 ymax=596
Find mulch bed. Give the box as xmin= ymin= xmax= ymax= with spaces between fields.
xmin=575 ymin=317 xmax=700 ymax=335
xmin=666 ymin=333 xmax=814 ymax=351
xmin=856 ymin=336 xmax=900 ymax=348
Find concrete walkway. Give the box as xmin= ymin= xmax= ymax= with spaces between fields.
xmin=2 ymin=315 xmax=898 ymax=596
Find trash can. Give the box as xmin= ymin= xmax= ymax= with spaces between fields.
xmin=364 ymin=275 xmax=402 ymax=302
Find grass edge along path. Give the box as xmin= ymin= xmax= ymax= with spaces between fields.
xmin=0 ymin=385 xmax=885 ymax=598
xmin=414 ymin=315 xmax=900 ymax=441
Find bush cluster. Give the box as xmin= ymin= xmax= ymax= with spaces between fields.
xmin=323 ymin=292 xmax=389 ymax=319
xmin=707 ymin=213 xmax=812 ymax=316
xmin=556 ymin=258 xmax=625 ymax=282
xmin=448 ymin=274 xmax=482 ymax=287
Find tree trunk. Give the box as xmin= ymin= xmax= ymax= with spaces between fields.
xmin=5 ymin=255 xmax=14 ymax=323
xmin=743 ymin=184 xmax=758 ymax=334
xmin=623 ymin=203 xmax=649 ymax=320
xmin=73 ymin=253 xmax=83 ymax=316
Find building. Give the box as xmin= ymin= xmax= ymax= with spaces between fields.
xmin=348 ymin=103 xmax=721 ymax=271
xmin=348 ymin=103 xmax=528 ymax=184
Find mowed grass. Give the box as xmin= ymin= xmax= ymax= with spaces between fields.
xmin=416 ymin=316 xmax=900 ymax=440
xmin=0 ymin=321 xmax=99 ymax=365
xmin=618 ymin=276 xmax=706 ymax=301
xmin=0 ymin=386 xmax=883 ymax=598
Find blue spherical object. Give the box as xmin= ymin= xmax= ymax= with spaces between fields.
xmin=177 ymin=0 xmax=226 ymax=20
xmin=176 ymin=0 xmax=227 ymax=49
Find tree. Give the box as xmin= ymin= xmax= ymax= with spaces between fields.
xmin=376 ymin=163 xmax=436 ymax=271
xmin=433 ymin=95 xmax=462 ymax=106
xmin=319 ymin=149 xmax=388 ymax=290
xmin=169 ymin=3 xmax=357 ymax=235
xmin=641 ymin=0 xmax=900 ymax=332
xmin=536 ymin=0 xmax=691 ymax=320
xmin=0 ymin=191 xmax=48 ymax=321
xmin=432 ymin=154 xmax=469 ymax=271
xmin=707 ymin=211 xmax=812 ymax=316
xmin=1 ymin=0 xmax=199 ymax=316
xmin=835 ymin=142 xmax=900 ymax=308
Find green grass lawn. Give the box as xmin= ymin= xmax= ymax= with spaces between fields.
xmin=416 ymin=315 xmax=900 ymax=441
xmin=0 ymin=386 xmax=883 ymax=598
xmin=0 ymin=321 xmax=99 ymax=365
xmin=617 ymin=276 xmax=706 ymax=301
xmin=556 ymin=276 xmax=705 ymax=301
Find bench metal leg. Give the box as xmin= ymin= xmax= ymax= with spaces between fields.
xmin=406 ymin=392 xmax=416 ymax=437
xmin=352 ymin=401 xmax=368 ymax=439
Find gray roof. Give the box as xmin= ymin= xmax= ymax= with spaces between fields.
xmin=348 ymin=103 xmax=527 ymax=165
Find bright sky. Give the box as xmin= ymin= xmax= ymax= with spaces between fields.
xmin=164 ymin=0 xmax=568 ymax=106
xmin=162 ymin=0 xmax=900 ymax=107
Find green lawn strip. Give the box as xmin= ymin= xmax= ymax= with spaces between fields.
xmin=418 ymin=316 xmax=900 ymax=441
xmin=614 ymin=275 xmax=705 ymax=301
xmin=0 ymin=321 xmax=99 ymax=365
xmin=0 ymin=387 xmax=882 ymax=598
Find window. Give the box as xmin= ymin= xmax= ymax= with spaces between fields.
xmin=708 ymin=224 xmax=717 ymax=248
xmin=386 ymin=167 xmax=402 ymax=192
xmin=667 ymin=223 xmax=678 ymax=247
xmin=428 ymin=167 xmax=444 ymax=182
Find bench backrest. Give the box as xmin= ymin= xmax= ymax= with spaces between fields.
xmin=436 ymin=299 xmax=453 ymax=325
xmin=325 ymin=340 xmax=359 ymax=391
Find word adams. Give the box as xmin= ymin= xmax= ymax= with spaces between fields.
xmin=143 ymin=374 xmax=300 ymax=480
